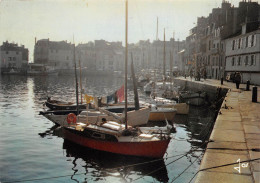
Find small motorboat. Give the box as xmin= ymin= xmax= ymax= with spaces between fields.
xmin=45 ymin=97 xmax=87 ymax=110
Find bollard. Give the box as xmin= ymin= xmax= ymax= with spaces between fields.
xmin=221 ymin=77 xmax=223 ymax=85
xmin=246 ymin=80 xmax=250 ymax=91
xmin=252 ymin=86 xmax=257 ymax=103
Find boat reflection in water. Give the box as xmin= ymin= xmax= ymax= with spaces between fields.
xmin=62 ymin=140 xmax=169 ymax=183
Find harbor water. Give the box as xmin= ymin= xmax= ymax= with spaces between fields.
xmin=0 ymin=75 xmax=216 ymax=183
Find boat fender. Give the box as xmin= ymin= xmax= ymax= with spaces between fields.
xmin=67 ymin=113 xmax=77 ymax=124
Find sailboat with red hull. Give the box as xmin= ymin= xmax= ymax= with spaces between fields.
xmin=63 ymin=124 xmax=170 ymax=158
xmin=62 ymin=0 xmax=171 ymax=158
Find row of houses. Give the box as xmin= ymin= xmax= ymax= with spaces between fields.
xmin=32 ymin=37 xmax=184 ymax=75
xmin=0 ymin=0 xmax=259 ymax=84
xmin=181 ymin=0 xmax=260 ymax=85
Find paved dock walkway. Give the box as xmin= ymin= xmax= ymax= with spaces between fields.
xmin=175 ymin=77 xmax=260 ymax=183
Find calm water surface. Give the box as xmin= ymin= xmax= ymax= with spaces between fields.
xmin=0 ymin=75 xmax=215 ymax=183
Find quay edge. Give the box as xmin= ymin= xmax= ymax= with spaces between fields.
xmin=174 ymin=77 xmax=260 ymax=183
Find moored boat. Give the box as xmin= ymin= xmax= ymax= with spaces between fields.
xmin=40 ymin=109 xmax=117 ymax=126
xmin=148 ymin=107 xmax=177 ymax=122
xmin=150 ymin=97 xmax=189 ymax=115
xmin=45 ymin=97 xmax=87 ymax=110
xmin=27 ymin=64 xmax=58 ymax=76
xmin=179 ymin=91 xmax=207 ymax=106
xmin=61 ymin=0 xmax=171 ymax=159
xmin=63 ymin=121 xmax=171 ymax=158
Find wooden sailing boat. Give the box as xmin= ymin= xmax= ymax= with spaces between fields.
xmin=62 ymin=0 xmax=171 ymax=158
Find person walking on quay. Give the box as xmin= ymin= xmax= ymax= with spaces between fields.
xmin=190 ymin=69 xmax=193 ymax=80
xmin=234 ymin=72 xmax=241 ymax=89
xmin=203 ymin=69 xmax=207 ymax=80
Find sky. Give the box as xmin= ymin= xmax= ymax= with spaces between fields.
xmin=0 ymin=0 xmax=248 ymax=61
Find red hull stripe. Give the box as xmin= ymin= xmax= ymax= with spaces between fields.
xmin=63 ymin=129 xmax=170 ymax=158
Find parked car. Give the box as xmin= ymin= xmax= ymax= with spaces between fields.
xmin=226 ymin=72 xmax=235 ymax=82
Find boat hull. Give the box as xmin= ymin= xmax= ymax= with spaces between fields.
xmin=149 ymin=110 xmax=177 ymax=122
xmin=63 ymin=128 xmax=170 ymax=158
xmin=161 ymin=103 xmax=189 ymax=115
xmin=180 ymin=92 xmax=206 ymax=106
xmin=45 ymin=101 xmax=87 ymax=110
xmin=42 ymin=113 xmax=116 ymax=126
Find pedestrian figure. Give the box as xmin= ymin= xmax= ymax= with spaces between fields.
xmin=190 ymin=69 xmax=193 ymax=80
xmin=203 ymin=69 xmax=207 ymax=80
xmin=234 ymin=72 xmax=241 ymax=89
xmin=197 ymin=71 xmax=201 ymax=81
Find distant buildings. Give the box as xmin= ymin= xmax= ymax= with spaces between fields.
xmin=0 ymin=41 xmax=28 ymax=73
xmin=34 ymin=38 xmax=74 ymax=73
xmin=1 ymin=0 xmax=259 ymax=83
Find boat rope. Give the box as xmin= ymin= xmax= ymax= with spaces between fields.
xmin=170 ymin=153 xmax=204 ymax=183
xmin=132 ymin=116 xmax=216 ymax=182
xmin=187 ymin=158 xmax=260 ymax=183
xmin=0 ymin=153 xmax=190 ymax=183
xmin=132 ymin=139 xmax=209 ymax=182
xmin=1 ymin=173 xmax=87 ymax=183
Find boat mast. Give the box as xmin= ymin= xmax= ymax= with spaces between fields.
xmin=79 ymin=56 xmax=83 ymax=104
xmin=124 ymin=0 xmax=128 ymax=129
xmin=73 ymin=42 xmax=79 ymax=115
xmin=131 ymin=52 xmax=139 ymax=110
xmin=156 ymin=17 xmax=158 ymax=41
xmin=163 ymin=28 xmax=166 ymax=80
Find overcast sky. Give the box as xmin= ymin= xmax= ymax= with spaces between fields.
xmin=0 ymin=0 xmax=246 ymax=61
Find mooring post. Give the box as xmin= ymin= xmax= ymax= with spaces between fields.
xmin=252 ymin=86 xmax=257 ymax=103
xmin=246 ymin=80 xmax=250 ymax=91
xmin=221 ymin=77 xmax=223 ymax=85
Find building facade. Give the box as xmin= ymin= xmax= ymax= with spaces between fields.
xmin=0 ymin=41 xmax=28 ymax=73
xmin=34 ymin=39 xmax=74 ymax=73
xmin=225 ymin=23 xmax=260 ymax=85
xmin=182 ymin=0 xmax=260 ymax=80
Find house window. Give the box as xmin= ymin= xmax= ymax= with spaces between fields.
xmin=232 ymin=40 xmax=235 ymax=50
xmin=232 ymin=57 xmax=235 ymax=66
xmin=238 ymin=38 xmax=241 ymax=49
xmin=244 ymin=56 xmax=248 ymax=66
xmin=251 ymin=55 xmax=255 ymax=66
xmin=246 ymin=36 xmax=248 ymax=47
xmin=251 ymin=35 xmax=255 ymax=47
xmin=16 ymin=51 xmax=19 ymax=55
xmin=8 ymin=57 xmax=12 ymax=61
xmin=6 ymin=51 xmax=9 ymax=54
xmin=13 ymin=57 xmax=16 ymax=61
xmin=237 ymin=57 xmax=241 ymax=66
